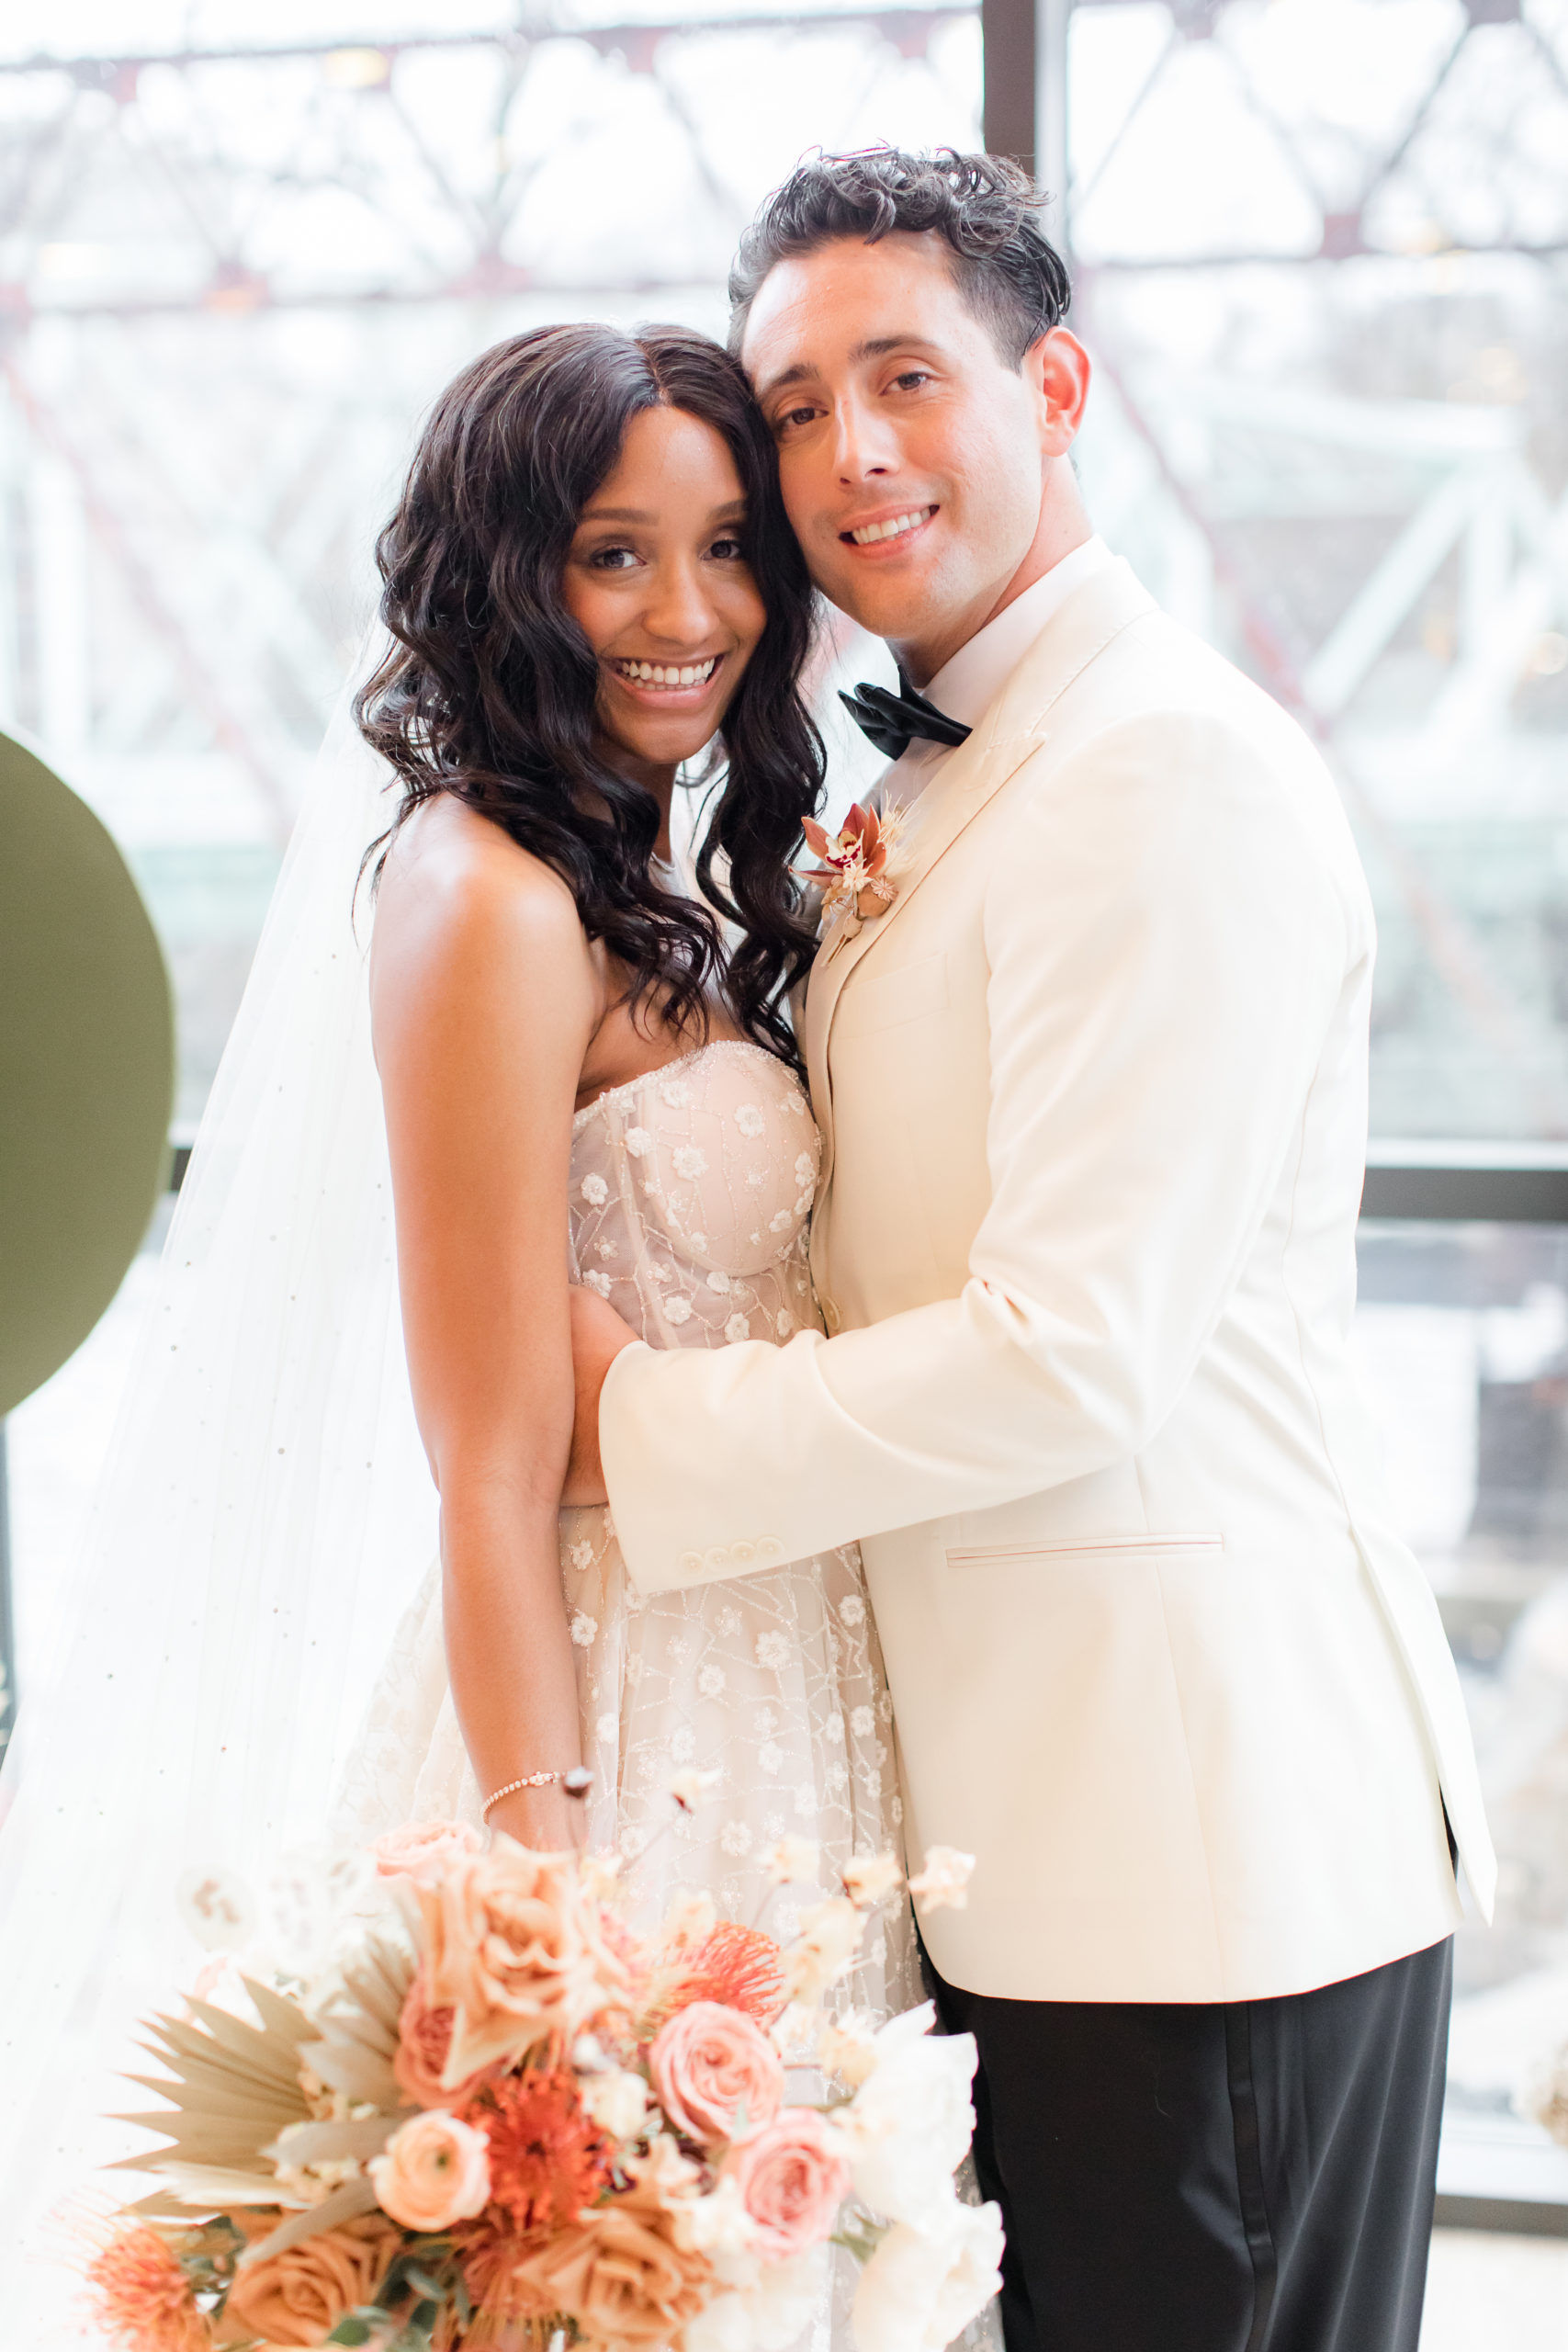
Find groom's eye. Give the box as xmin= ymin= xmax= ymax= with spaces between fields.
xmin=889 ymin=369 xmax=932 ymax=392
xmin=774 ymin=403 xmax=819 ymax=435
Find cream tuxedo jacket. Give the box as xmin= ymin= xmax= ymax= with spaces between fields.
xmin=601 ymin=558 xmax=1495 ymax=2003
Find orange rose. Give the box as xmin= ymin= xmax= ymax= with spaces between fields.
xmin=508 ymin=2174 xmax=713 ymax=2347
xmin=419 ymin=1841 xmax=628 ymax=2086
xmin=223 ymin=2215 xmax=401 ymax=2348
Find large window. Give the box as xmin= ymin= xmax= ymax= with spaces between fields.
xmin=6 ymin=0 xmax=1568 ymax=2286
xmin=1049 ymin=0 xmax=1568 ymax=2233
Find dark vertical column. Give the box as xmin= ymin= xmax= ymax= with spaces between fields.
xmin=982 ymin=0 xmax=1036 ymax=170
xmin=982 ymin=0 xmax=1072 ymax=260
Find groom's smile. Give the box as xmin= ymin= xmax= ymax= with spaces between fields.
xmin=740 ymin=229 xmax=1089 ymax=683
xmin=841 ymin=502 xmax=938 ymax=549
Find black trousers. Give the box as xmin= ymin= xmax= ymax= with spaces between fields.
xmin=929 ymin=1935 xmax=1452 ymax=2352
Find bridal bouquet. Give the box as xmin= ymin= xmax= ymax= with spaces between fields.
xmin=81 ymin=1816 xmax=1000 ymax=2352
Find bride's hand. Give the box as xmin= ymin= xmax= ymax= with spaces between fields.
xmin=563 ymin=1284 xmax=640 ymax=1506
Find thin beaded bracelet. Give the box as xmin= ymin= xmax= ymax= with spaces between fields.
xmin=481 ymin=1766 xmax=592 ymax=1820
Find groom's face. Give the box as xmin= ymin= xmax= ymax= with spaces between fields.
xmin=741 ymin=231 xmax=1077 ymax=672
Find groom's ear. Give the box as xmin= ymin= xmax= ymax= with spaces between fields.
xmin=1023 ymin=327 xmax=1091 ymax=458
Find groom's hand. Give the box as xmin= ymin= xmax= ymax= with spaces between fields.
xmin=562 ymin=1284 xmax=640 ymax=1506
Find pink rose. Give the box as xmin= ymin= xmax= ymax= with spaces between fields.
xmin=649 ymin=2000 xmax=784 ymax=2146
xmin=728 ymin=2111 xmax=851 ymax=2259
xmin=369 ymin=2109 xmax=491 ymax=2232
xmin=394 ymin=1962 xmax=496 ymax=2109
xmin=373 ymin=1819 xmax=484 ymax=1884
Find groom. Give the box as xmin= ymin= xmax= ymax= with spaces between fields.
xmin=570 ymin=151 xmax=1494 ymax=2349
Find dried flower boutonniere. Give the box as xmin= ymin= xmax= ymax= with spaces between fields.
xmin=799 ymin=798 xmax=909 ymax=933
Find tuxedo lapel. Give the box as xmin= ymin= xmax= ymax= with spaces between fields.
xmin=805 ymin=559 xmax=1156 ymax=1193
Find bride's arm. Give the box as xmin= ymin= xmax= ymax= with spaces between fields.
xmin=371 ymin=808 xmax=598 ymax=1851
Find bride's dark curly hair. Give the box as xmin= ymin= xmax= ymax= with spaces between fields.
xmin=356 ymin=322 xmax=825 ymax=1061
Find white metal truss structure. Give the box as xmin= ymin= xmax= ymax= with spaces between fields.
xmin=0 ymin=6 xmax=980 ymax=1109
xmin=0 ymin=0 xmax=1566 ymax=1132
xmin=1063 ymin=0 xmax=1568 ymax=1136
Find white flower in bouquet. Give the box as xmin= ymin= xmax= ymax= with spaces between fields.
xmin=852 ymin=2200 xmax=1004 ymax=2352
xmin=840 ymin=1851 xmax=903 ymax=1909
xmin=671 ymin=1766 xmax=724 ymax=1813
xmin=763 ymin=1833 xmax=819 ymax=1885
xmin=663 ymin=1888 xmax=720 ymax=1950
xmin=779 ymin=1896 xmax=864 ymax=2005
xmin=818 ymin=2011 xmax=880 ymax=2089
xmin=684 ymin=2246 xmax=830 ymax=2352
xmin=667 ymin=2170 xmax=759 ymax=2273
xmin=839 ymin=2004 xmax=977 ymax=2229
xmin=907 ymin=1847 xmax=976 ymax=1913
xmin=580 ymin=1848 xmax=624 ymax=1902
xmin=770 ymin=2001 xmax=824 ymax=2061
xmin=581 ymin=2064 xmax=651 ymax=2142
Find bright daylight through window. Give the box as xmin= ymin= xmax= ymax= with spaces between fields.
xmin=3 ymin=1 xmax=1568 ymax=2339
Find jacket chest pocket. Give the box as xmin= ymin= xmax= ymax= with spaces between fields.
xmin=833 ymin=951 xmax=949 ymax=1042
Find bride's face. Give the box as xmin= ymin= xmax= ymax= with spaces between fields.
xmin=563 ymin=404 xmax=768 ymax=786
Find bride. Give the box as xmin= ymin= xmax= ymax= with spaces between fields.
xmin=335 ymin=318 xmax=908 ymax=2002
xmin=0 ymin=322 xmax=912 ymax=2336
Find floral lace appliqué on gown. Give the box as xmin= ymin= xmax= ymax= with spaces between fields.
xmin=336 ymin=1039 xmax=918 ymax=2020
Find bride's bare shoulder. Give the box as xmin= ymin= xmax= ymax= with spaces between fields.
xmin=372 ymin=794 xmax=585 ymax=971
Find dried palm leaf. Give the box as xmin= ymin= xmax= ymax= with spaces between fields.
xmin=235 ymin=2176 xmax=379 ymax=2265
xmin=109 ymin=1983 xmax=315 ymax=2185
xmin=264 ymin=2115 xmax=398 ymax=2168
xmin=298 ymin=1923 xmax=416 ymax=2112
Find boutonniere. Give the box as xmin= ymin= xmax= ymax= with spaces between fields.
xmin=799 ymin=798 xmax=909 ymax=933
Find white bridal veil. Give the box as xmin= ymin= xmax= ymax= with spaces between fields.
xmin=0 ymin=656 xmax=441 ymax=2327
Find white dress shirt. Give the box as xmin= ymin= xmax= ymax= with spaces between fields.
xmin=878 ymin=535 xmax=1115 ymax=808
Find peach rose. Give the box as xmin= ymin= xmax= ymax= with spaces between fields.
xmin=373 ymin=1818 xmax=484 ymax=1884
xmin=418 ymin=1841 xmax=628 ymax=2086
xmin=394 ymin=1962 xmax=496 ymax=2108
xmin=369 ymin=2109 xmax=491 ymax=2232
xmin=508 ymin=2172 xmax=713 ymax=2346
xmin=728 ymin=2111 xmax=851 ymax=2260
xmin=224 ymin=2215 xmax=401 ymax=2348
xmin=649 ymin=2000 xmax=784 ymax=2146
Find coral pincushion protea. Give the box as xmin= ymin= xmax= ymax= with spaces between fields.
xmin=84 ymin=2223 xmax=209 ymax=2352
xmin=461 ymin=2065 xmax=615 ymax=2235
xmin=668 ymin=1922 xmax=784 ymax=2025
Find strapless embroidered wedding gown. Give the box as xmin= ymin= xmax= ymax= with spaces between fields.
xmin=335 ymin=1037 xmax=917 ymax=2017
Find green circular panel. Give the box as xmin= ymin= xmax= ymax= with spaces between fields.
xmin=0 ymin=729 xmax=174 ymax=1417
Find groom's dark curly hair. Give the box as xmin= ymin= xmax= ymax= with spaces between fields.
xmin=728 ymin=148 xmax=1072 ymax=366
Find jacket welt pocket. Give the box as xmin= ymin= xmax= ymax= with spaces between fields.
xmin=944 ymin=1532 xmax=1224 ymax=1569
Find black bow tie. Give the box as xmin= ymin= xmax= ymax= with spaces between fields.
xmin=840 ymin=675 xmax=973 ymax=763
